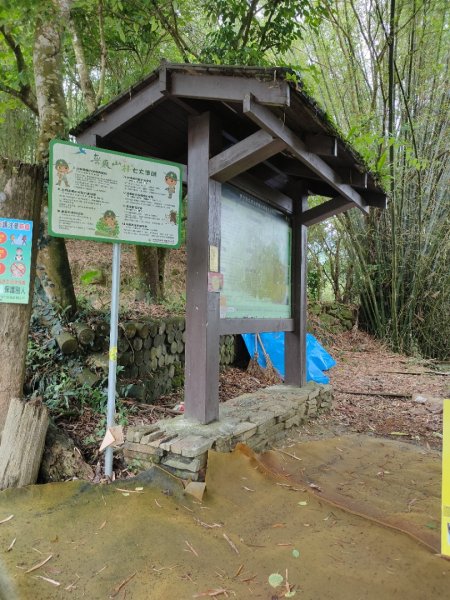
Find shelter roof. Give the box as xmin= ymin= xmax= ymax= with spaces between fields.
xmin=72 ymin=61 xmax=386 ymax=217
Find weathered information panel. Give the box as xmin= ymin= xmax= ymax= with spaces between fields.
xmin=220 ymin=184 xmax=291 ymax=319
xmin=49 ymin=140 xmax=182 ymax=247
xmin=0 ymin=218 xmax=33 ymax=304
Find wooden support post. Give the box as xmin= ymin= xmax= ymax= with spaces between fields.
xmin=285 ymin=195 xmax=308 ymax=386
xmin=184 ymin=113 xmax=221 ymax=423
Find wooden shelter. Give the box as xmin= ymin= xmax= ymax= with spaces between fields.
xmin=73 ymin=61 xmax=386 ymax=424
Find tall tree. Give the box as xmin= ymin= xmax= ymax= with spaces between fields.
xmin=295 ymin=0 xmax=449 ymax=358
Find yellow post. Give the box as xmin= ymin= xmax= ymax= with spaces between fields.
xmin=442 ymin=399 xmax=450 ymax=557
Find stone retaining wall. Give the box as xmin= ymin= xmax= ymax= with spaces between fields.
xmin=123 ymin=382 xmax=332 ymax=480
xmin=70 ymin=317 xmax=235 ymax=403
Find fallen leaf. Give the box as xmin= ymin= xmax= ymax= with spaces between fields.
xmin=0 ymin=515 xmax=14 ymax=524
xmin=25 ymin=554 xmax=53 ymax=574
xmin=298 ymin=501 xmax=308 ymax=506
xmin=193 ymin=589 xmax=233 ymax=597
xmin=292 ymin=549 xmax=300 ymax=558
xmin=268 ymin=573 xmax=284 ymax=588
xmin=7 ymin=538 xmax=16 ymax=552
xmin=110 ymin=571 xmax=136 ymax=597
xmin=185 ymin=540 xmax=199 ymax=557
xmin=34 ymin=575 xmax=60 ymax=586
xmin=223 ymin=533 xmax=239 ymax=554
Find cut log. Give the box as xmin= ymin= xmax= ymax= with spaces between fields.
xmin=121 ymin=322 xmax=137 ymax=339
xmin=56 ymin=331 xmax=78 ymax=354
xmin=118 ymin=337 xmax=130 ymax=352
xmin=95 ymin=320 xmax=110 ymax=335
xmin=0 ymin=398 xmax=49 ymax=489
xmin=72 ymin=322 xmax=95 ymax=346
xmin=86 ymin=352 xmax=109 ymax=371
xmin=132 ymin=337 xmax=143 ymax=351
xmin=134 ymin=322 xmax=149 ymax=339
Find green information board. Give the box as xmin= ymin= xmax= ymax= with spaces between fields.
xmin=220 ymin=184 xmax=291 ymax=319
xmin=49 ymin=140 xmax=182 ymax=247
xmin=0 ymin=218 xmax=33 ymax=304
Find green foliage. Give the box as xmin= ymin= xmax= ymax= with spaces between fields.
xmin=25 ymin=338 xmax=128 ymax=423
xmin=160 ymin=292 xmax=186 ymax=316
xmin=294 ymin=0 xmax=450 ymax=359
xmin=201 ymin=0 xmax=330 ymax=65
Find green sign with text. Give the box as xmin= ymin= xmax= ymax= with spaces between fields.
xmin=49 ymin=140 xmax=182 ymax=248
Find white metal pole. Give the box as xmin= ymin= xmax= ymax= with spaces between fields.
xmin=105 ymin=242 xmax=121 ymax=478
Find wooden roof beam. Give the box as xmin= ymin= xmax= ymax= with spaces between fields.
xmin=209 ymin=130 xmax=287 ymax=182
xmin=301 ymin=197 xmax=354 ymax=226
xmin=303 ymin=133 xmax=338 ymax=157
xmin=76 ymin=78 xmax=165 ymax=142
xmin=169 ymin=71 xmax=290 ymax=106
xmin=283 ymin=159 xmax=368 ymax=188
xmin=243 ymin=94 xmax=369 ymax=215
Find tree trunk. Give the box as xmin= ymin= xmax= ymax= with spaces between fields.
xmin=135 ymin=246 xmax=167 ymax=300
xmin=0 ymin=398 xmax=49 ymax=489
xmin=0 ymin=159 xmax=43 ymax=430
xmin=33 ymin=14 xmax=77 ymax=315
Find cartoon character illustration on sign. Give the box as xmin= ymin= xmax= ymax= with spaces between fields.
xmin=95 ymin=210 xmax=120 ymax=238
xmin=15 ymin=248 xmax=24 ymax=262
xmin=55 ymin=159 xmax=72 ymax=187
xmin=169 ymin=210 xmax=177 ymax=225
xmin=165 ymin=171 xmax=177 ymax=199
xmin=10 ymin=234 xmax=27 ymax=246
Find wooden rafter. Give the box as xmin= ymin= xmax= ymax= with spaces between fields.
xmin=243 ymin=94 xmax=369 ymax=215
xmin=301 ymin=197 xmax=354 ymax=226
xmin=209 ymin=130 xmax=286 ymax=182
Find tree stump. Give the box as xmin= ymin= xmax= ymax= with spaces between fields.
xmin=0 ymin=398 xmax=49 ymax=489
xmin=40 ymin=421 xmax=94 ymax=483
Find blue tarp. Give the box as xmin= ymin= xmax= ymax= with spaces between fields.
xmin=241 ymin=332 xmax=336 ymax=384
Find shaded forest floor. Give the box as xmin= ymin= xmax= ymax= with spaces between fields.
xmin=59 ymin=241 xmax=449 ymax=477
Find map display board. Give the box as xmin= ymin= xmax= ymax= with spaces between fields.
xmin=0 ymin=218 xmax=33 ymax=304
xmin=220 ymin=184 xmax=291 ymax=319
xmin=49 ymin=140 xmax=182 ymax=247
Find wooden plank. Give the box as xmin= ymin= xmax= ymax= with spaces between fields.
xmin=285 ymin=196 xmax=308 ymax=386
xmin=219 ymin=319 xmax=294 ymax=335
xmin=283 ymin=159 xmax=368 ymax=188
xmin=184 ymin=112 xmax=220 ymax=424
xmin=304 ymin=133 xmax=338 ymax=157
xmin=209 ymin=130 xmax=287 ymax=183
xmin=76 ymin=78 xmax=165 ymax=142
xmin=301 ymin=197 xmax=354 ymax=226
xmin=243 ymin=94 xmax=369 ymax=215
xmin=229 ymin=173 xmax=293 ymax=215
xmin=170 ymin=71 xmax=290 ymax=106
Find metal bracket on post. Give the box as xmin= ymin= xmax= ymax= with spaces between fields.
xmin=104 ymin=243 xmax=121 ymax=478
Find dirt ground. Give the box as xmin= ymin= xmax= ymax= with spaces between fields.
xmin=0 ymin=436 xmax=448 ymax=600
